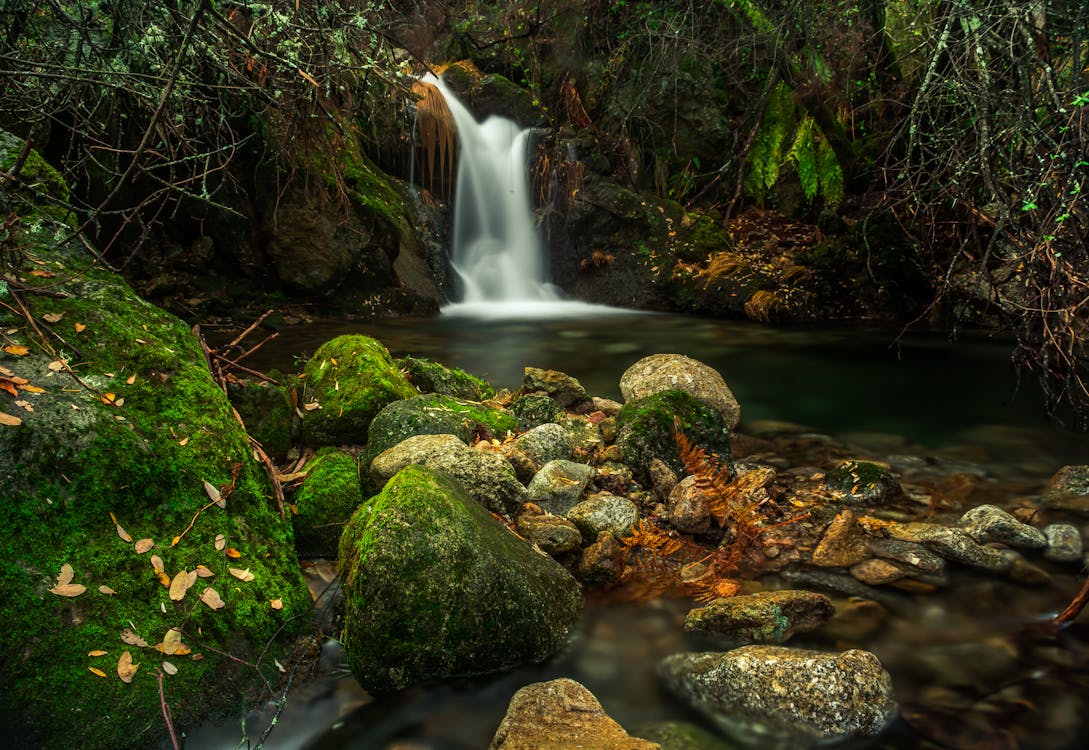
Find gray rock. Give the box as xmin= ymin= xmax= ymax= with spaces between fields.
xmin=849 ymin=559 xmax=908 ymax=586
xmin=867 ymin=538 xmax=946 ymax=574
xmin=508 ymin=423 xmax=574 ymax=466
xmin=894 ymin=524 xmax=1015 ymax=573
xmin=659 ymin=647 xmax=897 ymax=746
xmin=649 ymin=457 xmax=679 ymax=500
xmin=592 ymin=396 xmax=624 ymax=416
xmin=620 ymin=353 xmax=741 ymax=429
xmin=515 ymin=513 xmax=583 ymax=554
xmin=370 ymin=433 xmax=527 ymax=515
xmin=1043 ymin=523 xmax=1083 ymax=562
xmin=526 ymin=459 xmax=596 ymax=515
xmin=1050 ymin=465 xmax=1089 ymax=495
xmin=521 ymin=367 xmax=592 ymax=411
xmin=630 ymin=721 xmax=736 ymax=750
xmin=666 ymin=476 xmax=713 ymax=535
xmin=959 ymin=504 xmax=1047 ymax=549
xmin=566 ymin=494 xmax=640 ymax=543
xmin=683 ymin=590 xmax=835 ymax=644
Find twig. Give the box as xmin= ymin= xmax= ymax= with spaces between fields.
xmin=157 ymin=668 xmax=180 ymax=750
xmin=1053 ymin=574 xmax=1089 ymax=627
xmin=228 ymin=309 xmax=274 ymax=348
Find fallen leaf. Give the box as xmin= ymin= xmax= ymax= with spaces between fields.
xmin=115 ymin=523 xmax=132 ymax=542
xmin=194 ymin=565 xmax=214 ymax=578
xmin=114 ymin=397 xmax=125 ymax=407
xmin=168 ymin=569 xmax=191 ymax=601
xmin=57 ymin=563 xmax=74 ymax=586
xmin=47 ymin=360 xmax=65 ymax=371
xmin=101 ymin=392 xmax=117 ymax=405
xmin=50 ymin=582 xmax=86 ymax=596
xmin=228 ymin=567 xmax=255 ymax=582
xmin=88 ymin=650 xmax=107 ymax=657
xmin=120 ymin=628 xmax=149 ymax=648
xmin=269 ymin=598 xmax=283 ymax=610
xmin=203 ymin=480 xmax=222 ymax=507
xmin=0 ymin=380 xmax=18 ymax=397
xmin=14 ymin=399 xmax=33 ymax=412
xmin=19 ymin=384 xmax=44 ymax=393
xmin=224 ymin=547 xmax=242 ymax=559
xmin=117 ymin=651 xmax=138 ymax=683
xmin=29 ymin=269 xmax=56 ymax=278
xmin=178 ymin=437 xmax=189 ymax=446
xmin=191 ymin=653 xmax=203 ymax=661
xmin=134 ymin=538 xmax=154 ymax=554
xmin=162 ymin=628 xmax=182 ymax=655
xmin=161 ymin=661 xmax=178 ymax=676
xmin=125 ymin=374 xmax=136 ymax=385
xmin=170 ymin=536 xmax=181 ymax=547
xmin=2 ymin=344 xmax=28 ymax=356
xmin=303 ymin=401 xmax=321 ymax=411
xmin=98 ymin=585 xmax=116 ymax=595
xmin=150 ymin=555 xmax=165 ymax=573
xmin=0 ymin=412 xmax=22 ymax=426
xmin=41 ymin=312 xmax=64 ymax=324
xmin=200 ymin=588 xmax=225 ymax=610
xmin=74 ymin=322 xmax=86 ymax=333
xmin=89 ymin=667 xmax=107 ymax=678
xmin=214 ymin=534 xmax=226 ymax=551
xmin=156 ymin=571 xmax=171 ymax=587
xmin=274 ymin=657 xmax=286 ymax=673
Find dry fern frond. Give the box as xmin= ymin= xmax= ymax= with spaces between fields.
xmin=701 ymin=251 xmax=752 ymax=281
xmin=744 ymin=290 xmax=781 ymax=322
xmin=689 ymin=577 xmax=741 ymax=602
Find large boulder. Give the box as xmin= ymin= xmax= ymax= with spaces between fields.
xmin=338 ymin=466 xmax=583 ymax=694
xmin=620 ymin=354 xmax=740 ymax=429
xmin=660 ymin=647 xmax=897 ymax=746
xmin=0 ymin=139 xmax=310 ymax=749
xmin=397 ymin=355 xmax=495 ymax=400
xmin=290 ymin=447 xmax=363 ymax=557
xmin=301 ymin=335 xmax=417 ymax=446
xmin=489 ymin=678 xmax=660 ymax=749
xmin=370 ymin=433 xmax=527 ymax=515
xmin=616 ymin=389 xmax=731 ymax=484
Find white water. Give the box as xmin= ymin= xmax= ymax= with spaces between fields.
xmin=422 ymin=74 xmax=630 ymax=320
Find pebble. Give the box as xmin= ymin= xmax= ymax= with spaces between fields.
xmin=850 ymin=559 xmax=908 ymax=586
xmin=812 ymin=510 xmax=870 ymax=567
xmin=959 ymin=504 xmax=1047 ymax=549
xmin=1043 ymin=523 xmax=1083 ymax=562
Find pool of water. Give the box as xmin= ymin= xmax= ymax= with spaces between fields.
xmin=193 ymin=310 xmax=1089 ymax=750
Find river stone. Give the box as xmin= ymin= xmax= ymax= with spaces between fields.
xmin=290 ymin=447 xmax=363 ymax=557
xmin=593 ymin=396 xmax=624 ymax=416
xmin=660 ymin=647 xmax=897 ymax=746
xmin=365 ymin=393 xmax=517 ymax=459
xmin=567 ymin=494 xmax=640 ymax=543
xmin=866 ymin=537 xmax=946 ymax=574
xmin=578 ymin=531 xmax=626 ymax=584
xmin=823 ymin=460 xmax=900 ymax=505
xmin=516 ymin=513 xmax=584 ymax=554
xmin=811 ymin=509 xmax=870 ymax=567
xmin=889 ymin=523 xmax=1015 ymax=573
xmin=301 ymin=335 xmax=417 ymax=445
xmin=620 ymin=353 xmax=740 ymax=429
xmin=521 ymin=366 xmax=593 ymax=411
xmin=959 ymin=504 xmax=1047 ymax=549
xmin=506 ymin=423 xmax=574 ymax=467
xmin=527 ymin=459 xmax=596 ymax=515
xmin=849 ymin=558 xmax=908 ymax=586
xmin=667 ymin=476 xmax=713 ymax=535
xmin=1042 ymin=523 xmax=1083 ymax=562
xmin=683 ymin=590 xmax=835 ymax=644
xmin=511 ymin=393 xmax=566 ymax=430
xmin=489 ymin=678 xmax=660 ymax=749
xmin=370 ymin=433 xmax=527 ymax=515
xmin=560 ymin=414 xmax=606 ymax=455
xmin=339 ymin=466 xmax=582 ymax=695
xmin=649 ymin=457 xmax=679 ymax=500
xmin=1050 ymin=465 xmax=1089 ymax=494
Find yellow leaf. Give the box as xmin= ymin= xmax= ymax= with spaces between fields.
xmin=98 ymin=585 xmax=116 ymax=595
xmin=162 ymin=628 xmax=182 ymax=656
xmin=115 ymin=523 xmax=132 ymax=543
xmin=89 ymin=667 xmax=107 ymax=678
xmin=178 ymin=437 xmax=189 ymax=446
xmin=117 ymin=651 xmax=139 ymax=683
xmin=125 ymin=374 xmax=136 ymax=384
xmin=269 ymin=598 xmax=283 ymax=610
xmin=200 ymin=587 xmax=225 ymax=610
xmin=109 ymin=512 xmax=118 ymax=525
xmin=134 ymin=538 xmax=154 ymax=554
xmin=2 ymin=345 xmax=29 ymax=357
xmin=88 ymin=650 xmax=107 ymax=657
xmin=170 ymin=535 xmax=181 ymax=547
xmin=101 ymin=392 xmax=117 ymax=405
xmin=29 ymin=269 xmax=55 ymax=278
xmin=228 ymin=567 xmax=255 ymax=582
xmin=74 ymin=322 xmax=87 ymax=333
xmin=157 ymin=571 xmax=171 ymax=587
xmin=0 ymin=412 xmax=22 ymax=426
xmin=297 ymin=67 xmax=319 ymax=86
xmin=19 ymin=384 xmax=44 ymax=393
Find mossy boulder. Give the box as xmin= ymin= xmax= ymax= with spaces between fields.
xmin=823 ymin=461 xmax=900 ymax=505
xmin=616 ymin=390 xmax=731 ymax=484
xmin=365 ymin=392 xmax=516 ymax=461
xmin=397 ymin=356 xmax=495 ymax=400
xmin=338 ymin=465 xmax=583 ymax=695
xmin=0 ymin=152 xmax=310 ymax=749
xmin=227 ymin=376 xmax=295 ymax=462
xmin=511 ymin=393 xmax=566 ymax=430
xmin=291 ymin=447 xmax=363 ymax=557
xmin=301 ymin=335 xmax=417 ymax=446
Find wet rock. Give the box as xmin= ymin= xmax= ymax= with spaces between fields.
xmin=1008 ymin=556 xmax=1052 ymax=585
xmin=522 ymin=366 xmax=593 ymax=412
xmin=660 ymin=647 xmax=897 ymax=746
xmin=891 ymin=523 xmax=1015 ymax=573
xmin=781 ymin=569 xmax=902 ymax=608
xmin=527 ymin=459 xmax=596 ymax=515
xmin=516 ymin=512 xmax=584 ymax=555
xmin=397 ymin=356 xmax=495 ymax=400
xmin=959 ymin=504 xmax=1047 ymax=549
xmin=849 ymin=559 xmax=908 ymax=586
xmin=597 ymin=460 xmax=638 ymax=495
xmin=620 ymin=353 xmax=741 ymax=429
xmin=510 ymin=393 xmax=566 ymax=430
xmin=616 ymin=389 xmax=731 ymax=484
xmin=1050 ymin=465 xmax=1089 ymax=495
xmin=593 ymin=396 xmax=624 ymax=416
xmin=290 ymin=447 xmax=363 ymax=557
xmin=667 ymin=476 xmax=713 ymax=535
xmin=509 ymin=423 xmax=574 ymax=466
xmin=906 ymin=637 xmax=1020 ymax=693
xmin=823 ymin=460 xmax=900 ymax=505
xmin=684 ymin=590 xmax=835 ymax=644
xmin=560 ymin=414 xmax=606 ymax=456
xmin=631 ymin=721 xmax=735 ymax=750
xmin=578 ymin=531 xmax=626 ymax=584
xmin=866 ymin=538 xmax=946 ymax=575
xmin=370 ymin=433 xmax=527 ymax=515
xmin=339 ymin=466 xmax=582 ymax=695
xmin=823 ymin=598 xmax=889 ymax=642
xmin=567 ymin=494 xmax=640 ymax=543
xmin=489 ymin=678 xmax=660 ymax=750
xmin=649 ymin=457 xmax=679 ymax=500
xmin=811 ymin=510 xmax=870 ymax=567
xmin=1043 ymin=523 xmax=1083 ymax=562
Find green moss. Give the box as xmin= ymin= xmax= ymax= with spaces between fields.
xmin=365 ymin=393 xmax=517 ymax=462
xmin=227 ymin=376 xmax=295 ymax=462
xmin=301 ymin=334 xmax=417 ymax=445
xmin=0 ymin=131 xmax=72 ymax=224
xmin=824 ymin=460 xmax=899 ymax=505
xmin=397 ymin=356 xmax=495 ymax=400
xmin=291 ymin=447 xmax=363 ymax=557
xmin=616 ymin=389 xmax=732 ymax=483
xmin=510 ymin=393 xmax=565 ymax=431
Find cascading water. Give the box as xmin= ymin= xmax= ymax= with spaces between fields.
xmin=420 ymin=74 xmax=626 ymax=318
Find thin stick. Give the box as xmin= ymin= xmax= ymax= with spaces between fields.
xmin=228 ymin=309 xmax=274 ymax=348
xmin=1053 ymin=574 xmax=1089 ymax=627
xmin=157 ymin=669 xmax=180 ymax=750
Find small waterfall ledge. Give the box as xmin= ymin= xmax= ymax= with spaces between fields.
xmin=421 ymin=74 xmax=631 ymax=320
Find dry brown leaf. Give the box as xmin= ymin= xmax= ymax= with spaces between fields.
xmin=203 ymin=480 xmax=223 ymax=508
xmin=200 ymin=588 xmax=225 ymax=610
xmin=269 ymin=598 xmax=283 ymax=610
xmin=214 ymin=534 xmax=226 ymax=551
xmin=194 ymin=565 xmax=214 ymax=578
xmin=162 ymin=628 xmax=182 ymax=655
xmin=89 ymin=667 xmax=107 ymax=678
xmin=161 ymin=661 xmax=178 ymax=676
xmin=47 ymin=360 xmax=65 ymax=371
xmin=50 ymin=582 xmax=86 ymax=597
xmin=126 ymin=373 xmax=136 ymax=385
xmin=14 ymin=399 xmax=32 ymax=412
xmin=303 ymin=401 xmax=321 ymax=411
xmin=224 ymin=548 xmax=242 ymax=559
xmin=88 ymin=650 xmax=107 ymax=657
xmin=115 ymin=523 xmax=132 ymax=543
xmin=117 ymin=651 xmax=138 ymax=683
xmin=228 ymin=567 xmax=255 ymax=582
xmin=41 ymin=312 xmax=64 ymax=324
xmin=57 ymin=563 xmax=74 ymax=586
xmin=120 ymin=628 xmax=149 ymax=648
xmin=3 ymin=344 xmax=29 ymax=356
xmin=168 ymin=569 xmax=191 ymax=601
xmin=98 ymin=585 xmax=116 ymax=595
xmin=156 ymin=571 xmax=171 ymax=587
xmin=134 ymin=538 xmax=154 ymax=554
xmin=0 ymin=412 xmax=22 ymax=426
xmin=29 ymin=269 xmax=55 ymax=277
xmin=150 ymin=555 xmax=164 ymax=573
xmin=74 ymin=322 xmax=86 ymax=333
xmin=0 ymin=380 xmax=18 ymax=397
xmin=19 ymin=384 xmax=44 ymax=393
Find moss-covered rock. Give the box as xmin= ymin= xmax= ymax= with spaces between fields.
xmin=365 ymin=392 xmax=516 ymax=462
xmin=511 ymin=393 xmax=566 ymax=431
xmin=227 ymin=376 xmax=295 ymax=462
xmin=521 ymin=367 xmax=592 ymax=411
xmin=397 ymin=356 xmax=495 ymax=400
xmin=301 ymin=335 xmax=417 ymax=446
xmin=0 ymin=144 xmax=310 ymax=749
xmin=338 ymin=465 xmax=583 ymax=695
xmin=823 ymin=461 xmax=900 ymax=505
xmin=291 ymin=447 xmax=363 ymax=557
xmin=616 ymin=390 xmax=731 ymax=484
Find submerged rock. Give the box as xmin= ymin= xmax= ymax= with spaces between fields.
xmin=959 ymin=504 xmax=1046 ymax=549
xmin=489 ymin=678 xmax=660 ymax=749
xmin=620 ymin=353 xmax=741 ymax=429
xmin=683 ymin=590 xmax=835 ymax=644
xmin=1043 ymin=523 xmax=1083 ymax=562
xmin=659 ymin=647 xmax=897 ymax=747
xmin=811 ymin=509 xmax=870 ymax=567
xmin=630 ymin=721 xmax=736 ymax=750
xmin=339 ymin=466 xmax=582 ymax=695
